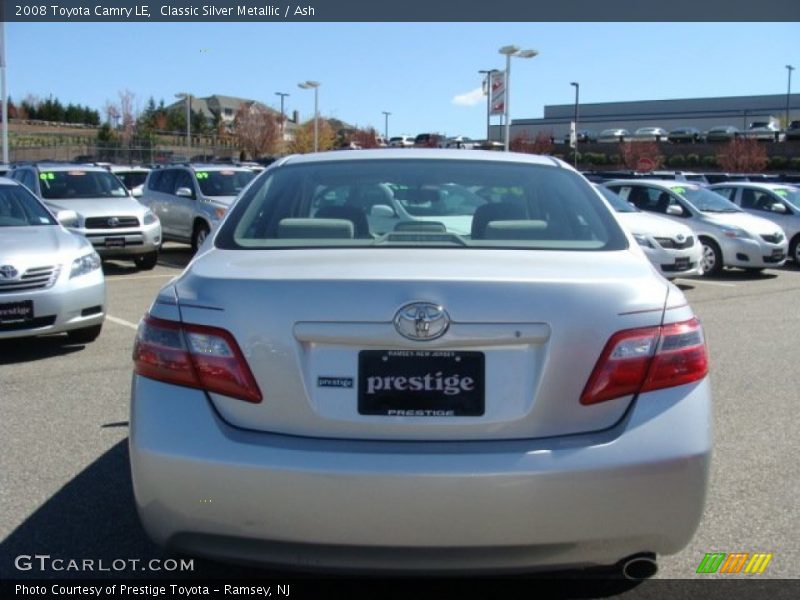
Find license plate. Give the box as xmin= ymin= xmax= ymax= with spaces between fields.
xmin=358 ymin=350 xmax=485 ymax=416
xmin=674 ymin=257 xmax=690 ymax=270
xmin=0 ymin=300 xmax=33 ymax=324
xmin=105 ymin=237 xmax=125 ymax=248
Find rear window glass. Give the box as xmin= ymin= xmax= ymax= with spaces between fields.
xmin=39 ymin=170 xmax=128 ymax=200
xmin=216 ymin=159 xmax=628 ymax=251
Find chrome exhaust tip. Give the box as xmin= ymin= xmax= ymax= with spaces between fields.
xmin=621 ymin=553 xmax=658 ymax=580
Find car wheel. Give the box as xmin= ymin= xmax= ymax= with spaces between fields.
xmin=191 ymin=222 xmax=210 ymax=253
xmin=134 ymin=251 xmax=158 ymax=271
xmin=67 ymin=324 xmax=102 ymax=344
xmin=790 ymin=234 xmax=800 ymax=265
xmin=700 ymin=238 xmax=723 ymax=276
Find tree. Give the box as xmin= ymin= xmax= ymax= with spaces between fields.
xmin=233 ymin=103 xmax=280 ymax=158
xmin=118 ymin=89 xmax=137 ymax=145
xmin=288 ymin=118 xmax=337 ymax=154
xmin=716 ymin=138 xmax=768 ymax=173
xmin=510 ymin=131 xmax=554 ymax=155
xmin=339 ymin=126 xmax=380 ymax=149
xmin=618 ymin=141 xmax=664 ymax=171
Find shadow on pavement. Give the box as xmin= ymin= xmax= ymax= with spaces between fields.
xmin=0 ymin=335 xmax=86 ymax=365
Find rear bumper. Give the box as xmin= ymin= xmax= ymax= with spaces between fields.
xmin=130 ymin=376 xmax=712 ymax=572
xmin=643 ymin=245 xmax=704 ymax=278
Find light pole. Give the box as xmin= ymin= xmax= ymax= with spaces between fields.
xmin=0 ymin=22 xmax=8 ymax=165
xmin=786 ymin=65 xmax=795 ymax=132
xmin=298 ymin=81 xmax=320 ymax=152
xmin=499 ymin=45 xmax=538 ymax=152
xmin=382 ymin=111 xmax=391 ymax=141
xmin=570 ymin=82 xmax=580 ymax=167
xmin=275 ymin=91 xmax=289 ymax=138
xmin=175 ymin=92 xmax=191 ymax=151
xmin=479 ymin=69 xmax=499 ymax=143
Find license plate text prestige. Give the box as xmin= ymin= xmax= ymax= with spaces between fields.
xmin=0 ymin=300 xmax=34 ymax=323
xmin=358 ymin=350 xmax=485 ymax=416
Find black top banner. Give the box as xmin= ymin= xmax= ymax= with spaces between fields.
xmin=1 ymin=0 xmax=800 ymax=22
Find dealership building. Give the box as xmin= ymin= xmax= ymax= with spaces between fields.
xmin=492 ymin=93 xmax=800 ymax=141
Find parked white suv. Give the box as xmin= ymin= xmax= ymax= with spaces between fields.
xmin=9 ymin=163 xmax=161 ymax=270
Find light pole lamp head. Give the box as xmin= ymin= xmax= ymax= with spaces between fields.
xmin=787 ymin=65 xmax=795 ymax=71
xmin=570 ymin=82 xmax=579 ymax=88
xmin=498 ymin=45 xmax=520 ymax=56
xmin=517 ymin=49 xmax=538 ymax=59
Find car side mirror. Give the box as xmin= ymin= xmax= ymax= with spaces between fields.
xmin=370 ymin=204 xmax=396 ymax=218
xmin=666 ymin=205 xmax=683 ymax=216
xmin=131 ymin=187 xmax=143 ymax=198
xmin=175 ymin=187 xmax=194 ymax=198
xmin=770 ymin=203 xmax=787 ymax=214
xmin=56 ymin=210 xmax=79 ymax=228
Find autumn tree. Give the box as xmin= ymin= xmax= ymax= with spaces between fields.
xmin=618 ymin=141 xmax=665 ymax=171
xmin=233 ymin=103 xmax=281 ymax=158
xmin=288 ymin=118 xmax=337 ymax=154
xmin=510 ymin=131 xmax=555 ymax=155
xmin=716 ymin=138 xmax=768 ymax=173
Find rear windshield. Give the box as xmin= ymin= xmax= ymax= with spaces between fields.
xmin=196 ymin=170 xmax=255 ymax=197
xmin=216 ymin=159 xmax=629 ymax=251
xmin=39 ymin=170 xmax=128 ymax=200
xmin=0 ymin=185 xmax=57 ymax=227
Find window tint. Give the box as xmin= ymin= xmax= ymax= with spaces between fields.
xmin=174 ymin=170 xmax=195 ymax=196
xmin=740 ymin=188 xmax=776 ymax=212
xmin=195 ymin=170 xmax=254 ymax=197
xmin=155 ymin=169 xmax=177 ymax=194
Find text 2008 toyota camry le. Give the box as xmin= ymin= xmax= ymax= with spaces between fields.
xmin=130 ymin=150 xmax=711 ymax=576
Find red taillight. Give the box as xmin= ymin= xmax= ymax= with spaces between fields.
xmin=581 ymin=317 xmax=708 ymax=405
xmin=133 ymin=315 xmax=262 ymax=403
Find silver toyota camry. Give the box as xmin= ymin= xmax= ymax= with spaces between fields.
xmin=0 ymin=177 xmax=105 ymax=342
xmin=130 ymin=150 xmax=711 ymax=575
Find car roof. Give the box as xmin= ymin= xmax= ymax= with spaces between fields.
xmin=605 ymin=178 xmax=700 ymax=189
xmin=277 ymin=148 xmax=566 ymax=168
xmin=18 ymin=163 xmax=109 ymax=173
xmin=709 ymin=181 xmax=796 ymax=189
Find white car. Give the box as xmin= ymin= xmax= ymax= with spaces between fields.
xmin=108 ymin=165 xmax=151 ymax=197
xmin=131 ymin=149 xmax=711 ymax=576
xmin=598 ymin=128 xmax=629 ymax=143
xmin=605 ymin=179 xmax=788 ymax=275
xmin=0 ymin=177 xmax=105 ymax=342
xmin=709 ymin=182 xmax=800 ymax=264
xmin=633 ymin=127 xmax=668 ymax=142
xmin=388 ymin=135 xmax=415 ymax=148
xmin=595 ymin=185 xmax=703 ymax=279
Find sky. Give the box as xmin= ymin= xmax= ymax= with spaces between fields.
xmin=5 ymin=22 xmax=800 ymax=139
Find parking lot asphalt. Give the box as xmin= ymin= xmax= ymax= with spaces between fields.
xmin=1 ymin=245 xmax=798 ymax=590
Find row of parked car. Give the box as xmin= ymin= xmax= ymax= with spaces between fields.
xmin=568 ymin=119 xmax=800 ymax=144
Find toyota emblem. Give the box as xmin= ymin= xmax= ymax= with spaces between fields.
xmin=0 ymin=265 xmax=19 ymax=280
xmin=394 ymin=302 xmax=450 ymax=341
xmin=108 ymin=217 xmax=120 ymax=227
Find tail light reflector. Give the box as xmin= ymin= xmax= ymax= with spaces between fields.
xmin=133 ymin=315 xmax=262 ymax=403
xmin=581 ymin=317 xmax=708 ymax=405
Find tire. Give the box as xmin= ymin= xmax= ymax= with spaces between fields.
xmin=191 ymin=222 xmax=210 ymax=253
xmin=67 ymin=324 xmax=102 ymax=344
xmin=134 ymin=251 xmax=158 ymax=271
xmin=790 ymin=234 xmax=800 ymax=265
xmin=700 ymin=238 xmax=723 ymax=276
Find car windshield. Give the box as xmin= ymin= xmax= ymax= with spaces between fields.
xmin=0 ymin=184 xmax=57 ymax=227
xmin=773 ymin=187 xmax=800 ymax=209
xmin=596 ymin=185 xmax=637 ymax=213
xmin=196 ymin=169 xmax=255 ymax=197
xmin=39 ymin=170 xmax=129 ymax=199
xmin=671 ymin=185 xmax=741 ymax=212
xmin=217 ymin=159 xmax=628 ymax=251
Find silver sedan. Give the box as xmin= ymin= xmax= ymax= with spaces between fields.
xmin=0 ymin=178 xmax=105 ymax=342
xmin=130 ymin=150 xmax=711 ymax=576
